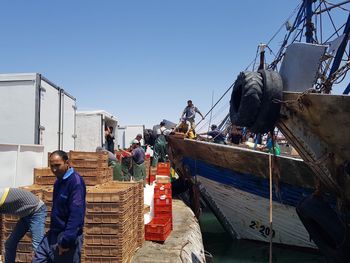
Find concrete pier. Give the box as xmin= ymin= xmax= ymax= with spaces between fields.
xmin=131 ymin=199 xmax=206 ymax=263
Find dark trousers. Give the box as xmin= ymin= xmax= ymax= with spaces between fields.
xmin=32 ymin=232 xmax=83 ymax=263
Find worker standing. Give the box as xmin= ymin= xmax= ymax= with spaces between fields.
xmin=1 ymin=188 xmax=47 ymax=263
xmin=33 ymin=150 xmax=86 ymax=263
xmin=181 ymin=100 xmax=204 ymax=129
xmin=152 ymin=121 xmax=171 ymax=167
xmin=120 ymin=140 xmax=146 ymax=184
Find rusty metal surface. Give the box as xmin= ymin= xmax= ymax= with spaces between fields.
xmin=167 ymin=136 xmax=316 ymax=189
xmin=278 ymin=92 xmax=350 ymax=204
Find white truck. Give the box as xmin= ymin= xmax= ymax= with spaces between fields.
xmin=75 ymin=110 xmax=118 ymax=152
xmin=118 ymin=125 xmax=145 ymax=149
xmin=0 ymin=73 xmax=76 ymax=161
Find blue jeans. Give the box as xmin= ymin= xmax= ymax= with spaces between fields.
xmin=4 ymin=204 xmax=47 ymax=263
xmin=32 ymin=232 xmax=83 ymax=263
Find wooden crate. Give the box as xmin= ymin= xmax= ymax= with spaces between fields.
xmin=75 ymin=167 xmax=112 ymax=177
xmin=84 ymin=234 xmax=133 ymax=247
xmin=16 ymin=242 xmax=32 ymax=253
xmin=34 ymin=176 xmax=56 ymax=185
xmin=84 ymin=245 xmax=132 ymax=257
xmin=34 ymin=167 xmax=54 ymax=177
xmin=70 ymin=159 xmax=109 ymax=169
xmin=86 ymin=202 xmax=132 ymax=214
xmin=85 ymin=211 xmax=133 ymax=224
xmin=43 ymin=187 xmax=54 ymax=202
xmin=69 ymin=151 xmax=108 ymax=161
xmin=86 ymin=188 xmax=133 ymax=203
xmin=19 ymin=185 xmax=46 ymax=200
xmin=84 ymin=222 xmax=134 ymax=236
xmin=15 ymin=252 xmax=33 ymax=263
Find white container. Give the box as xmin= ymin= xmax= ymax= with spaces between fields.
xmin=75 ymin=110 xmax=118 ymax=152
xmin=0 ymin=143 xmax=44 ymax=187
xmin=0 ymin=73 xmax=76 ymax=164
xmin=118 ymin=125 xmax=144 ymax=149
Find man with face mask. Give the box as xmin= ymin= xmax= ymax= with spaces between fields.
xmin=32 ymin=150 xmax=86 ymax=263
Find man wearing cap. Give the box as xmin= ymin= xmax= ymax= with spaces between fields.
xmin=120 ymin=140 xmax=146 ymax=184
xmin=130 ymin=133 xmax=143 ymax=146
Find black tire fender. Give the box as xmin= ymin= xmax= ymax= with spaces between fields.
xmin=250 ymin=70 xmax=283 ymax=133
xmin=229 ymin=71 xmax=263 ymax=127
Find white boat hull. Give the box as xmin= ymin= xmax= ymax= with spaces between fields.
xmin=198 ymin=176 xmax=316 ymax=249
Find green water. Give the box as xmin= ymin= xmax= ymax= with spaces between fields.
xmin=199 ymin=209 xmax=327 ymax=263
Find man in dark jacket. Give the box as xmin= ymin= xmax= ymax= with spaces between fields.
xmin=32 ymin=150 xmax=86 ymax=263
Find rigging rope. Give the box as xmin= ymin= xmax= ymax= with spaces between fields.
xmin=196 ymin=84 xmax=233 ymax=127
xmin=269 ymin=153 xmax=273 ymax=263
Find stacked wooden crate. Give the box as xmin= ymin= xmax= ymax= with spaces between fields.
xmin=144 ymin=154 xmax=150 ymax=183
xmin=69 ymin=151 xmax=112 ymax=185
xmin=83 ymin=181 xmax=144 ymax=263
xmin=1 ymin=152 xmax=144 ymax=263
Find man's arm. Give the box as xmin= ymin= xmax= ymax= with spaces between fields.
xmin=181 ymin=108 xmax=187 ymax=119
xmin=195 ymin=107 xmax=204 ymax=119
xmin=59 ymin=182 xmax=85 ymax=249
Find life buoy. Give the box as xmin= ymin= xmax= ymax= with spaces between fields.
xmin=229 ymin=70 xmax=282 ymax=133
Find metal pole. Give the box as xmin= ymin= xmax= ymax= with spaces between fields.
xmin=305 ymin=0 xmax=314 ymax=43
xmin=258 ymin=43 xmax=266 ymax=70
xmin=327 ymin=13 xmax=350 ymax=93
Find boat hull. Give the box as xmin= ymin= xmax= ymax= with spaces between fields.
xmin=168 ymin=137 xmax=318 ymax=249
xmin=198 ymin=175 xmax=316 ymax=248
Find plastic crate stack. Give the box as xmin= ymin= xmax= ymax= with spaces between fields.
xmin=1 ymin=185 xmax=50 ymax=263
xmin=69 ymin=151 xmax=113 ymax=185
xmin=82 ymin=181 xmax=144 ymax=263
xmin=145 ymin=162 xmax=173 ymax=242
xmin=149 ymin=166 xmax=157 ymax=184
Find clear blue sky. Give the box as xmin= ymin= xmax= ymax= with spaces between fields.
xmin=0 ymin=1 xmax=346 ymax=129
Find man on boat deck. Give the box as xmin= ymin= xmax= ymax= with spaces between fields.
xmin=33 ymin=150 xmax=86 ymax=263
xmin=198 ymin=124 xmax=226 ymax=144
xmin=181 ymin=100 xmax=204 ymax=129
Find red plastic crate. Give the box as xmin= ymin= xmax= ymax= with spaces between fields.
xmin=149 ymin=175 xmax=156 ymax=184
xmin=145 ymin=217 xmax=172 ymax=242
xmin=157 ymin=162 xmax=170 ymax=175
xmin=154 ymin=183 xmax=172 ymax=195
xmin=154 ymin=204 xmax=172 ymax=215
xmin=154 ymin=193 xmax=172 ymax=206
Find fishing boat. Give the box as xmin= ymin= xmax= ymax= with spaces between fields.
xmin=168 ymin=0 xmax=350 ymax=260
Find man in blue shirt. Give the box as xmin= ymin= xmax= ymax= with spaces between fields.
xmin=33 ymin=150 xmax=86 ymax=263
xmin=198 ymin=124 xmax=226 ymax=144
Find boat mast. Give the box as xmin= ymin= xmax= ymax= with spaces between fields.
xmin=305 ymin=0 xmax=314 ymax=43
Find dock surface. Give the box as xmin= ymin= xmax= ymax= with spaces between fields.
xmin=132 ymin=199 xmax=206 ymax=263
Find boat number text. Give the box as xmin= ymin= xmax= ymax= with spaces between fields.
xmin=249 ymin=220 xmax=275 ymax=238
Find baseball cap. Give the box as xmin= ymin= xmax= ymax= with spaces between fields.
xmin=132 ymin=139 xmax=140 ymax=144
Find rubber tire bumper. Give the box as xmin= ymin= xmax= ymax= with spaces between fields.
xmin=229 ymin=70 xmax=282 ymax=133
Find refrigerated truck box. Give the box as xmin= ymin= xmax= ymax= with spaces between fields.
xmin=75 ymin=110 xmax=118 ymax=152
xmin=0 ymin=73 xmax=76 ymax=161
xmin=118 ymin=125 xmax=144 ymax=149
